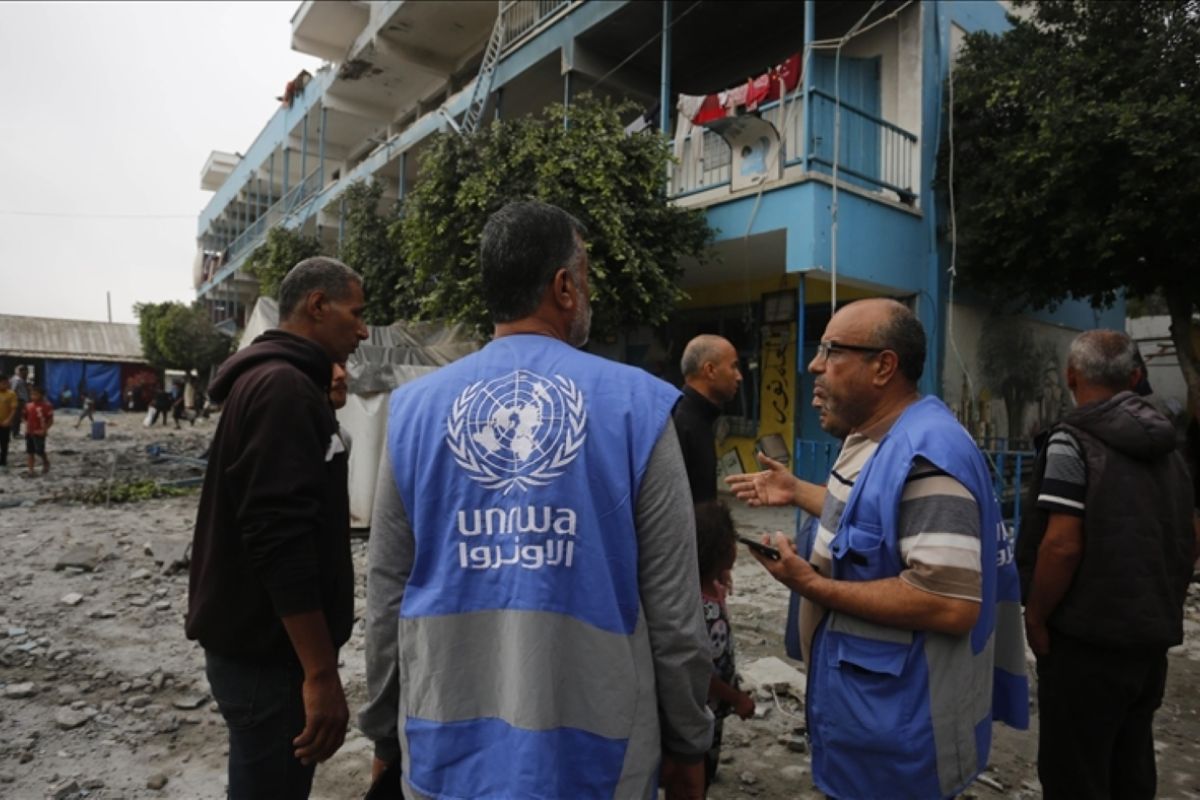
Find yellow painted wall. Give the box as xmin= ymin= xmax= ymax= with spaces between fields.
xmin=716 ymin=322 xmax=797 ymax=481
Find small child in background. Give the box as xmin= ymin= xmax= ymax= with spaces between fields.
xmin=694 ymin=499 xmax=755 ymax=789
xmin=23 ymin=385 xmax=54 ymax=476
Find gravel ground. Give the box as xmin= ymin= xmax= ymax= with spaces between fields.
xmin=1 ymin=411 xmax=1197 ymax=798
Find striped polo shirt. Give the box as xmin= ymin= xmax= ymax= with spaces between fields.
xmin=1035 ymin=430 xmax=1087 ymax=515
xmin=798 ymin=427 xmax=983 ymax=663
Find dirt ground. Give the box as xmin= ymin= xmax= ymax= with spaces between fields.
xmin=1 ymin=410 xmax=1198 ymax=799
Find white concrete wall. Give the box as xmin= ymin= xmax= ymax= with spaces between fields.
xmin=1127 ymin=316 xmax=1189 ymax=416
xmin=941 ymin=304 xmax=1080 ymax=442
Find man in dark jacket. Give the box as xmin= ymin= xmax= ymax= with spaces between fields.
xmin=186 ymin=257 xmax=368 ymax=799
xmin=673 ymin=334 xmax=742 ymax=503
xmin=1019 ymin=329 xmax=1198 ymax=800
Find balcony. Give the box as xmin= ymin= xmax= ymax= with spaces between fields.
xmin=669 ymin=89 xmax=918 ymax=203
xmin=499 ymin=0 xmax=574 ymax=55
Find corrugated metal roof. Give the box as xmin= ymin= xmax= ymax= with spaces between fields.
xmin=0 ymin=314 xmax=146 ymax=363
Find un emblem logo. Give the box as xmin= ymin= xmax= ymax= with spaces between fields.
xmin=446 ymin=370 xmax=587 ymax=494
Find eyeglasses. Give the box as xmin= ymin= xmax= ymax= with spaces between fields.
xmin=815 ymin=341 xmax=886 ymax=361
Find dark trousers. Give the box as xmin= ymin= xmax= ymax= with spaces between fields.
xmin=205 ymin=649 xmax=316 ymax=800
xmin=1036 ymin=632 xmax=1168 ymax=800
xmin=0 ymin=425 xmax=9 ymax=465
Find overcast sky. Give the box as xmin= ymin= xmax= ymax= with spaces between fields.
xmin=0 ymin=2 xmax=321 ymax=324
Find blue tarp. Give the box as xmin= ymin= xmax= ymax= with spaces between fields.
xmin=42 ymin=360 xmax=124 ymax=409
xmin=85 ymin=362 xmax=122 ymax=410
xmin=44 ymin=360 xmax=84 ymax=408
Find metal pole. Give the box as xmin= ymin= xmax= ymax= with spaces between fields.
xmin=301 ymin=113 xmax=309 ymax=192
xmin=563 ymin=71 xmax=572 ymax=129
xmin=319 ymin=105 xmax=327 ymax=192
xmin=282 ymin=147 xmax=291 ymax=198
xmin=399 ymin=151 xmax=407 ymax=199
xmin=268 ymin=152 xmax=275 ymax=209
xmin=801 ymin=0 xmax=815 ymax=171
xmin=659 ymin=0 xmax=671 ymax=133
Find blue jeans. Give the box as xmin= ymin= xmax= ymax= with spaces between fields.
xmin=205 ymin=650 xmax=315 ymax=799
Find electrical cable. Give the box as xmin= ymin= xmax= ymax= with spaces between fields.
xmin=584 ymin=1 xmax=705 ymax=93
xmin=0 ymin=210 xmax=195 ymax=220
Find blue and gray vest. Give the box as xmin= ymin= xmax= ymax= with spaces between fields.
xmin=808 ymin=397 xmax=1029 ymax=799
xmin=386 ymin=334 xmax=681 ymax=799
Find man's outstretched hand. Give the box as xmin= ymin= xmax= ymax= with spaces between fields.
xmin=725 ymin=452 xmax=797 ymax=507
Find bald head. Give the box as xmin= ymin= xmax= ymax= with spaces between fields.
xmin=833 ymin=298 xmax=926 ymax=385
xmin=681 ymin=334 xmax=742 ymax=405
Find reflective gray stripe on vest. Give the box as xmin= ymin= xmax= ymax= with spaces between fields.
xmin=925 ymin=632 xmax=994 ymax=796
xmin=399 ymin=608 xmax=641 ymax=737
xmin=827 ymin=610 xmax=914 ymax=645
xmin=993 ymin=601 xmax=1027 ymax=677
xmin=397 ymin=607 xmax=662 ymax=798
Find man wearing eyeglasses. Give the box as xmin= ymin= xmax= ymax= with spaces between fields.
xmin=726 ymin=298 xmax=1028 ymax=799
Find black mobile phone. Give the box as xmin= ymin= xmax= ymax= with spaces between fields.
xmin=738 ymin=535 xmax=782 ymax=561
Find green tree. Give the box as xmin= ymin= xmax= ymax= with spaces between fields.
xmin=336 ymin=179 xmax=409 ymax=324
xmin=395 ymin=95 xmax=714 ymax=336
xmin=245 ymin=226 xmax=325 ymax=300
xmin=947 ymin=0 xmax=1200 ymax=419
xmin=134 ymin=302 xmax=232 ymax=380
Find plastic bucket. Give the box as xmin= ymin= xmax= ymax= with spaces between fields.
xmin=91 ymin=420 xmax=106 ymax=440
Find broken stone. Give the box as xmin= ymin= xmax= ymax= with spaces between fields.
xmin=739 ymin=771 xmax=759 ymax=786
xmin=88 ymin=608 xmax=117 ymax=619
xmin=6 ymin=626 xmax=26 ymax=638
xmin=129 ymin=568 xmax=151 ymax=581
xmin=172 ymin=693 xmax=208 ymax=711
xmin=60 ymin=592 xmax=84 ymax=607
xmin=55 ymin=545 xmax=103 ymax=572
xmin=739 ymin=656 xmax=808 ymax=700
xmin=4 ymin=682 xmax=36 ymax=699
xmin=48 ymin=779 xmax=80 ymax=800
xmin=146 ymin=773 xmax=169 ymax=790
xmin=128 ymin=695 xmax=152 ymax=708
xmin=54 ymin=706 xmax=94 ymax=730
xmin=81 ymin=778 xmax=105 ymax=790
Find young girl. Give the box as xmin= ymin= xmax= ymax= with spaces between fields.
xmin=694 ymin=500 xmax=755 ymax=789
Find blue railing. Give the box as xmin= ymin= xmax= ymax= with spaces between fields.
xmin=669 ymin=89 xmax=917 ymax=200
xmin=223 ymin=168 xmax=324 ymax=261
xmin=794 ymin=438 xmax=1036 ymax=540
xmin=981 ymin=446 xmax=1036 ymax=541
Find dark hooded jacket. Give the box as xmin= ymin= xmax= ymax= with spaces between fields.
xmin=1018 ymin=391 xmax=1194 ymax=649
xmin=186 ymin=329 xmax=353 ymax=661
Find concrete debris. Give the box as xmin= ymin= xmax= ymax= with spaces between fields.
xmin=739 ymin=656 xmax=807 ymax=700
xmin=146 ymin=773 xmax=169 ymax=790
xmin=4 ymin=682 xmax=37 ymax=699
xmin=54 ymin=545 xmax=104 ymax=573
xmin=60 ymin=593 xmax=84 ymax=607
xmin=53 ymin=706 xmax=96 ymax=730
xmin=48 ymin=779 xmax=80 ymax=800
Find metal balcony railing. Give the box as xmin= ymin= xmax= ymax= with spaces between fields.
xmin=499 ymin=0 xmax=572 ymax=53
xmin=807 ymin=88 xmax=917 ymax=201
xmin=223 ymin=168 xmax=324 ymax=261
xmin=669 ymin=89 xmax=917 ymax=201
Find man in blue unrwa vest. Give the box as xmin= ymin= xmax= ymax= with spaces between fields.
xmin=727 ymin=298 xmax=1028 ymax=799
xmin=360 ymin=200 xmax=713 ymax=799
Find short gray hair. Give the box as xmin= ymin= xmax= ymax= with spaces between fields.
xmin=680 ymin=335 xmax=729 ymax=377
xmin=1067 ymin=330 xmax=1139 ymax=391
xmin=278 ymin=257 xmax=362 ymax=321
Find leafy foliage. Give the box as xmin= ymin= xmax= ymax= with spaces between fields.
xmin=947 ymin=0 xmax=1200 ymax=415
xmin=395 ymin=95 xmax=714 ymax=336
xmin=336 ymin=179 xmax=410 ymax=324
xmin=134 ymin=302 xmax=232 ymax=377
xmin=245 ymin=227 xmax=325 ymax=300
